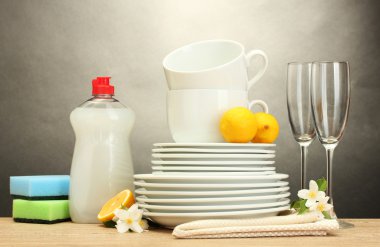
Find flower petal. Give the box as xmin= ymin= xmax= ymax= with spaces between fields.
xmin=324 ymin=203 xmax=333 ymax=211
xmin=115 ymin=220 xmax=130 ymax=233
xmin=114 ymin=209 xmax=129 ymax=221
xmin=129 ymin=208 xmax=143 ymax=221
xmin=309 ymin=203 xmax=317 ymax=211
xmin=306 ymin=199 xmax=317 ymax=208
xmin=128 ymin=204 xmax=139 ymax=212
xmin=298 ymin=189 xmax=309 ymax=199
xmin=316 ymin=211 xmax=325 ymax=220
xmin=139 ymin=219 xmax=149 ymax=230
xmin=309 ymin=180 xmax=318 ymax=192
xmin=130 ymin=222 xmax=144 ymax=233
xmin=316 ymin=191 xmax=326 ymax=201
xmin=321 ymin=196 xmax=330 ymax=204
xmin=134 ymin=211 xmax=143 ymax=221
xmin=113 ymin=209 xmax=122 ymax=218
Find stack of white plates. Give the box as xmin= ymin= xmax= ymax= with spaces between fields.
xmin=134 ymin=143 xmax=290 ymax=228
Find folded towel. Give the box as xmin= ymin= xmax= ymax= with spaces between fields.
xmin=172 ymin=212 xmax=339 ymax=239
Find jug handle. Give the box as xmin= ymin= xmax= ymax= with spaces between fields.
xmin=245 ymin=50 xmax=269 ymax=91
xmin=248 ymin=100 xmax=269 ymax=114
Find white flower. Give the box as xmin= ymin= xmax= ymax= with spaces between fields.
xmin=297 ymin=180 xmax=326 ymax=207
xmin=139 ymin=219 xmax=149 ymax=230
xmin=113 ymin=204 xmax=145 ymax=233
xmin=309 ymin=196 xmax=333 ymax=219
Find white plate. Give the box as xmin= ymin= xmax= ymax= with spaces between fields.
xmin=152 ymin=171 xmax=276 ymax=176
xmin=135 ymin=186 xmax=290 ymax=198
xmin=134 ymin=181 xmax=289 ymax=191
xmin=152 ymin=166 xmax=275 ymax=171
xmin=154 ymin=143 xmax=276 ymax=148
xmin=152 ymin=148 xmax=275 ymax=154
xmin=151 ymin=160 xmax=275 ymax=166
xmin=143 ymin=205 xmax=289 ymax=228
xmin=152 ymin=153 xmax=275 ymax=160
xmin=138 ymin=198 xmax=290 ymax=212
xmin=134 ymin=173 xmax=288 ymax=183
xmin=136 ymin=192 xmax=290 ymax=205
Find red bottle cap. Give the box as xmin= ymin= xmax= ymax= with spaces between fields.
xmin=92 ymin=77 xmax=114 ymax=95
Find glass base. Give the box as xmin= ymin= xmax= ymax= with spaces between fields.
xmin=337 ymin=219 xmax=355 ymax=229
xmin=330 ymin=210 xmax=355 ymax=229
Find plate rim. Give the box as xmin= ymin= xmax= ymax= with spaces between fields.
xmin=151 ymin=166 xmax=276 ymax=171
xmin=143 ymin=205 xmax=289 ymax=217
xmin=151 ymin=160 xmax=276 ymax=165
xmin=138 ymin=198 xmax=290 ymax=211
xmin=151 ymin=171 xmax=276 ymax=176
xmin=152 ymin=153 xmax=276 ymax=158
xmin=135 ymin=186 xmax=290 ymax=196
xmin=152 ymin=148 xmax=275 ymax=154
xmin=153 ymin=143 xmax=276 ymax=147
xmin=136 ymin=192 xmax=291 ymax=203
xmin=134 ymin=173 xmax=288 ymax=180
xmin=134 ymin=180 xmax=289 ymax=188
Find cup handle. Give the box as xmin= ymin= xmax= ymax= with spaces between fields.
xmin=248 ymin=100 xmax=269 ymax=113
xmin=245 ymin=50 xmax=269 ymax=91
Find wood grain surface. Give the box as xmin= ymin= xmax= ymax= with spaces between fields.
xmin=0 ymin=218 xmax=379 ymax=246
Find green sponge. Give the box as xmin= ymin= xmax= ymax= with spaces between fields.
xmin=13 ymin=199 xmax=70 ymax=224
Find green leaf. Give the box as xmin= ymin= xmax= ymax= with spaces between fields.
xmin=316 ymin=178 xmax=327 ymax=192
xmin=298 ymin=199 xmax=309 ymax=214
xmin=291 ymin=199 xmax=301 ymax=209
xmin=292 ymin=199 xmax=309 ymax=215
xmin=322 ymin=211 xmax=332 ymax=219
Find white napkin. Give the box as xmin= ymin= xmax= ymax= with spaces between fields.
xmin=172 ymin=212 xmax=339 ymax=239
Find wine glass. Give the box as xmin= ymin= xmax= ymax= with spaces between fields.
xmin=287 ymin=62 xmax=316 ymax=189
xmin=310 ymin=61 xmax=352 ymax=227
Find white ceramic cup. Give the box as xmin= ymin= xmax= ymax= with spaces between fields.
xmin=167 ymin=89 xmax=269 ymax=143
xmin=163 ymin=40 xmax=268 ymax=91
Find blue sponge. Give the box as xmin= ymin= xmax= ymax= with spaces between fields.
xmin=10 ymin=175 xmax=70 ymax=200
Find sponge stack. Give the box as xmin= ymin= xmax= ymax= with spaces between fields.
xmin=10 ymin=175 xmax=71 ymax=224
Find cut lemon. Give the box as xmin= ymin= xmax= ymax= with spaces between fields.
xmin=97 ymin=190 xmax=135 ymax=222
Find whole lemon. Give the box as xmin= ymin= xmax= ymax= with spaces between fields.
xmin=220 ymin=107 xmax=258 ymax=143
xmin=252 ymin=112 xmax=279 ymax=143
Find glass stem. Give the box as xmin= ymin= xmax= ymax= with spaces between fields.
xmin=325 ymin=145 xmax=336 ymax=206
xmin=300 ymin=144 xmax=308 ymax=189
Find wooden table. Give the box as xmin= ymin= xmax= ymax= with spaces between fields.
xmin=0 ymin=218 xmax=379 ymax=246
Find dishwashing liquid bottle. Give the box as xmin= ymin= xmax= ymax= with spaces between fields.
xmin=69 ymin=77 xmax=135 ymax=223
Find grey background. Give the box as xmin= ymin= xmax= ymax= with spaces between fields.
xmin=0 ymin=0 xmax=379 ymax=218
